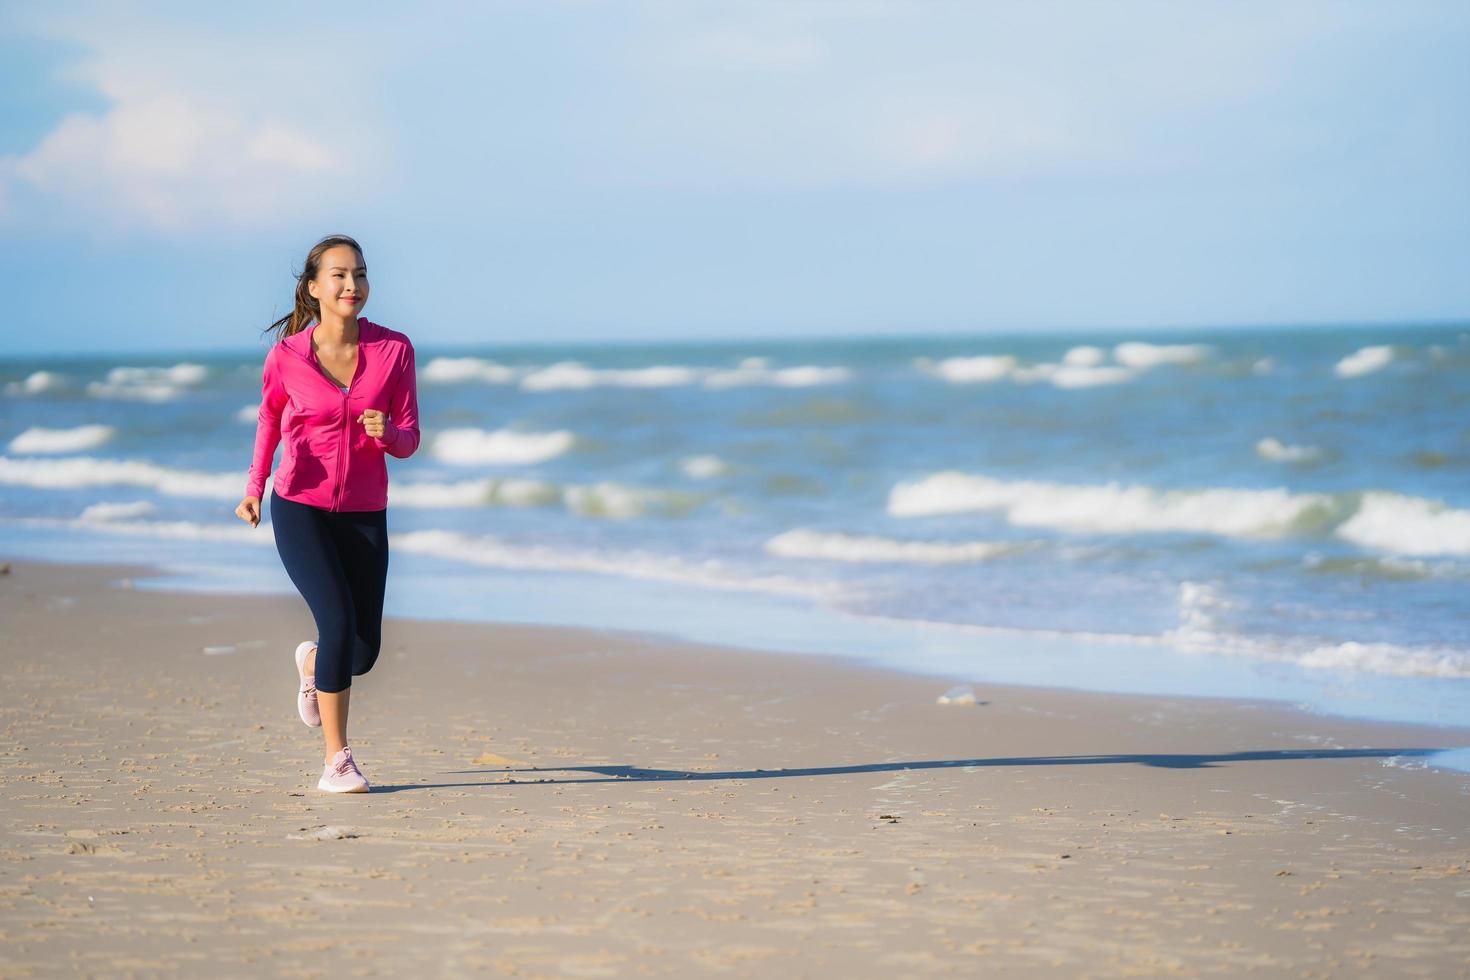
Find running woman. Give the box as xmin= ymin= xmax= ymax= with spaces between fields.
xmin=234 ymin=234 xmax=420 ymax=793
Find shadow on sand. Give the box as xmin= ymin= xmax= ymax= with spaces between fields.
xmin=365 ymin=747 xmax=1448 ymax=793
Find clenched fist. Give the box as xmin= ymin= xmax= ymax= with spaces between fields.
xmin=236 ymin=496 xmax=261 ymax=528
xmin=358 ymin=408 xmax=387 ymax=438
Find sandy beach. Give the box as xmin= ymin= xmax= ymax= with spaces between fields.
xmin=2 ymin=556 xmax=1468 ymax=977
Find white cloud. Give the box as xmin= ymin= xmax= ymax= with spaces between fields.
xmin=1 ymin=10 xmax=390 ymax=234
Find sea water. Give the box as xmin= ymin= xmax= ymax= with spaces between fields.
xmin=3 ymin=322 xmax=1468 ymax=745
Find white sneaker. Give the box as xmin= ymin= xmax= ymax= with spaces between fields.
xmin=294 ymin=641 xmax=321 ymax=728
xmin=318 ymin=746 xmax=370 ymax=793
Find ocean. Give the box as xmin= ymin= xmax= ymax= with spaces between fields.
xmin=3 ymin=322 xmax=1469 ymax=734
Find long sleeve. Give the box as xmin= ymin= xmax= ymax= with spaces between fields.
xmin=244 ymin=347 xmax=288 ymax=498
xmin=371 ymin=341 xmax=420 ymax=459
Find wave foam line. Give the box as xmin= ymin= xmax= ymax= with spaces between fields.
xmin=888 ymin=471 xmax=1470 ymax=556
xmin=4 ymin=513 xmax=847 ymax=604
xmin=0 ymin=455 xmax=242 ymax=499
xmin=514 ymin=357 xmax=852 ymax=391
xmin=390 ymin=529 xmax=846 ymax=601
xmin=1167 ymin=580 xmax=1470 ymax=678
xmin=888 ymin=471 xmax=1346 ymax=538
xmin=1255 ymin=437 xmax=1326 ymax=463
xmin=3 ymin=371 xmax=69 ymax=396
xmin=392 ymin=475 xmax=706 ymax=518
xmin=85 ymin=362 xmax=210 ymax=402
xmin=914 ymin=341 xmax=1213 ymax=389
xmin=1335 ymin=344 xmax=1395 ymax=378
xmin=7 ymin=425 xmax=115 ymax=454
xmin=765 ymin=528 xmax=1035 ymax=564
xmin=1335 ymin=491 xmax=1470 ymax=556
xmin=431 ymin=427 xmax=575 ymax=465
xmin=0 ymin=456 xmax=706 ymax=520
xmin=423 ymin=356 xmax=517 ymax=384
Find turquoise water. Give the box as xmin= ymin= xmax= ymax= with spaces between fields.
xmin=3 ymin=322 xmax=1469 ymax=739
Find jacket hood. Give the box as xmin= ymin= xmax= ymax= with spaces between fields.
xmin=281 ymin=318 xmax=383 ymax=362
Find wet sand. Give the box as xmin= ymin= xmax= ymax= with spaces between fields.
xmin=2 ymin=556 xmax=1468 ymax=977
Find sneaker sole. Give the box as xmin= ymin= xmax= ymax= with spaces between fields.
xmin=316 ymin=780 xmax=370 ymax=793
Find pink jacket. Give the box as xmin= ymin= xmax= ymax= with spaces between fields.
xmin=245 ymin=317 xmax=420 ymax=511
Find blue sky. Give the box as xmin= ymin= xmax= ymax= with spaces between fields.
xmin=1 ymin=1 xmax=1466 ymax=356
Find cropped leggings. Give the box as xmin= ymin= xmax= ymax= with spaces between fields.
xmin=269 ymin=488 xmax=389 ymax=693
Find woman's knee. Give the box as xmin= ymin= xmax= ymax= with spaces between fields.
xmin=352 ymin=636 xmax=382 ymax=677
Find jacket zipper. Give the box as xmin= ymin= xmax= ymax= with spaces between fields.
xmin=334 ymin=385 xmax=349 ymax=511
xmin=298 ymin=325 xmax=359 ymax=512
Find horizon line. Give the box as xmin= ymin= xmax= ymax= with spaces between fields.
xmin=3 ymin=315 xmax=1466 ymax=364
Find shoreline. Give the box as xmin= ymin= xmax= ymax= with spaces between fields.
xmin=9 ymin=539 xmax=1470 ymax=737
xmin=4 ymin=555 xmax=1470 ymax=974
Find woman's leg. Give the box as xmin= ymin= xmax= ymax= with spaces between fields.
xmin=269 ymin=490 xmax=357 ymax=763
xmin=330 ymin=507 xmax=389 ymax=680
xmin=318 ymin=686 xmax=349 ymax=763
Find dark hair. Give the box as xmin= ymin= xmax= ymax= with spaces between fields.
xmin=263 ymin=234 xmax=366 ymax=344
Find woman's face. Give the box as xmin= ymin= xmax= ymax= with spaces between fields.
xmin=308 ymin=245 xmax=369 ymax=320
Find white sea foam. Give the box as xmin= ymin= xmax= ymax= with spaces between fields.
xmin=7 ymin=425 xmax=115 ymax=454
xmin=4 ymin=370 xmax=68 ymax=396
xmin=79 ymin=500 xmax=158 ymax=521
xmin=107 ymin=363 xmax=209 ymax=386
xmin=887 ymin=471 xmax=1347 ymax=539
xmin=563 ymin=481 xmax=704 ymax=519
xmin=914 ymin=355 xmax=1017 ymax=383
xmin=85 ymin=382 xmax=183 ymax=402
xmin=423 ymin=356 xmax=517 ymax=384
xmin=236 ymin=403 xmax=260 ymax=423
xmin=1112 ymin=341 xmax=1213 ymax=369
xmin=1252 ymin=357 xmax=1275 ymax=375
xmin=0 ymin=455 xmax=241 ymax=499
xmin=1255 ymin=437 xmax=1325 ymax=464
xmin=520 ymin=361 xmax=702 ymax=391
xmin=1334 ymin=491 xmax=1470 ymax=556
xmin=12 ymin=511 xmax=265 ymax=543
xmin=1164 ymin=579 xmax=1470 ymax=678
xmin=680 ymin=454 xmax=728 ymax=479
xmin=391 ymin=528 xmax=841 ymax=601
xmin=390 ymin=474 xmax=703 ymax=517
xmin=1062 ymin=345 xmax=1106 ymax=367
xmin=765 ymin=528 xmax=1031 ymax=564
xmin=390 ymin=476 xmax=561 ymax=509
xmin=1169 ymin=580 xmax=1238 ymax=644
xmin=86 ymin=362 xmax=209 ymax=402
xmin=430 ymin=427 xmax=575 ymax=465
xmin=1295 ymin=641 xmax=1470 ymax=678
xmin=1334 ymin=345 xmax=1394 ymax=378
xmin=703 ymin=359 xmax=852 ymax=389
xmin=917 ymin=354 xmax=1135 ymax=389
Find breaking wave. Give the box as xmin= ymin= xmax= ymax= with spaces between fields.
xmin=887 ymin=471 xmax=1470 ymax=555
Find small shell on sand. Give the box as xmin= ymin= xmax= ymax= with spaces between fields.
xmin=288 ymin=825 xmax=360 ymax=841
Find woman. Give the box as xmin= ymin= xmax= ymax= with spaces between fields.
xmin=234 ymin=234 xmax=420 ymax=794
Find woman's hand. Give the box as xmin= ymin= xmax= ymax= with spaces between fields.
xmin=236 ymin=496 xmax=262 ymax=528
xmin=358 ymin=408 xmax=387 ymax=439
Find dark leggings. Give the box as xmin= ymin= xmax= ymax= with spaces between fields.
xmin=269 ymin=488 xmax=389 ymax=693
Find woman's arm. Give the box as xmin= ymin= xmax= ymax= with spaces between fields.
xmin=371 ymin=341 xmax=421 ymax=459
xmin=244 ymin=347 xmax=288 ymax=498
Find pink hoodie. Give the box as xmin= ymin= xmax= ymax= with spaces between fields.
xmin=245 ymin=317 xmax=420 ymax=512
